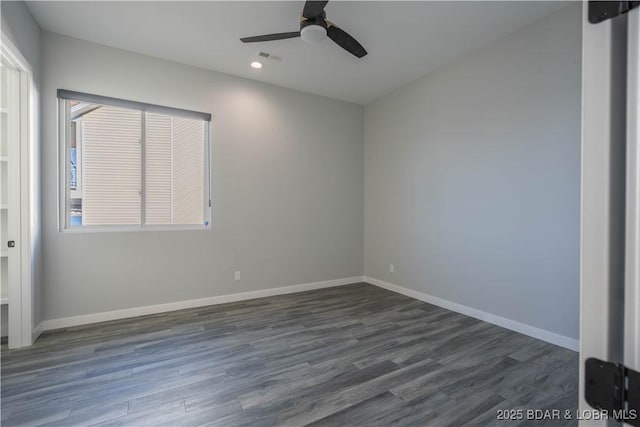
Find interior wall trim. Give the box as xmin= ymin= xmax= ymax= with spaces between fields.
xmin=40 ymin=274 xmax=579 ymax=351
xmin=31 ymin=322 xmax=43 ymax=343
xmin=364 ymin=276 xmax=579 ymax=351
xmin=41 ymin=276 xmax=364 ymax=331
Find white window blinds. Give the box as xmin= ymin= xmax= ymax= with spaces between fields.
xmin=145 ymin=113 xmax=172 ymax=224
xmin=171 ymin=117 xmax=205 ymax=225
xmin=61 ymin=91 xmax=210 ymax=230
xmin=81 ymin=106 xmax=141 ymax=225
xmin=145 ymin=114 xmax=205 ymax=225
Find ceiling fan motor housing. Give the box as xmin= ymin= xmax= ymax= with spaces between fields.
xmin=300 ymin=15 xmax=327 ymax=43
xmin=240 ymin=2 xmax=367 ymax=58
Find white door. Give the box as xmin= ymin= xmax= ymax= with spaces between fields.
xmin=624 ymin=7 xmax=640 ymax=426
xmin=0 ymin=57 xmax=22 ymax=348
xmin=0 ymin=37 xmax=32 ymax=349
xmin=625 ymin=4 xmax=640 ymax=389
xmin=581 ymin=2 xmax=640 ymax=426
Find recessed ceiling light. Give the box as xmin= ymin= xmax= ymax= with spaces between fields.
xmin=250 ymin=61 xmax=263 ymax=69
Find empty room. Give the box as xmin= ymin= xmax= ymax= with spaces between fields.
xmin=1 ymin=0 xmax=639 ymax=426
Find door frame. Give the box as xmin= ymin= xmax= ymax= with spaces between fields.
xmin=1 ymin=33 xmax=35 ymax=348
xmin=625 ymin=6 xmax=640 ymax=376
xmin=625 ymin=6 xmax=640 ymax=375
xmin=580 ymin=3 xmax=640 ymax=425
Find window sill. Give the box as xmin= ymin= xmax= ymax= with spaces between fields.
xmin=60 ymin=224 xmax=211 ymax=233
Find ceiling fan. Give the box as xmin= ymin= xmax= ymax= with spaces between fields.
xmin=240 ymin=1 xmax=367 ymax=59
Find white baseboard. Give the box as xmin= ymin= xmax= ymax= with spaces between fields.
xmin=32 ymin=322 xmax=43 ymax=343
xmin=42 ymin=276 xmax=363 ymax=331
xmin=364 ymin=276 xmax=579 ymax=351
xmin=40 ymin=275 xmax=579 ymax=352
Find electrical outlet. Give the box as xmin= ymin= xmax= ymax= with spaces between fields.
xmin=389 ymin=264 xmax=395 ymax=273
xmin=234 ymin=271 xmax=241 ymax=281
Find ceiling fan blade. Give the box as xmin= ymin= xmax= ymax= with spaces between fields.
xmin=302 ymin=1 xmax=328 ymax=19
xmin=240 ymin=32 xmax=300 ymax=43
xmin=327 ymin=25 xmax=367 ymax=58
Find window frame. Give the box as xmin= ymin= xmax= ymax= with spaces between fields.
xmin=57 ymin=90 xmax=212 ymax=232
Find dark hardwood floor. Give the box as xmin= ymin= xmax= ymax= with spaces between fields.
xmin=0 ymin=283 xmax=578 ymax=426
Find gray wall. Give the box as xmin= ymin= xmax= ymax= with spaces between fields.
xmin=1 ymin=1 xmax=43 ymax=331
xmin=41 ymin=33 xmax=364 ymax=321
xmin=363 ymin=5 xmax=581 ymax=340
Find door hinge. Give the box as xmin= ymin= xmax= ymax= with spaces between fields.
xmin=589 ymin=1 xmax=640 ymax=24
xmin=585 ymin=358 xmax=640 ymax=425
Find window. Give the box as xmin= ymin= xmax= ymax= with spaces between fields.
xmin=58 ymin=90 xmax=211 ymax=230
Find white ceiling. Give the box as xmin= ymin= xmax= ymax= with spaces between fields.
xmin=26 ymin=1 xmax=568 ymax=105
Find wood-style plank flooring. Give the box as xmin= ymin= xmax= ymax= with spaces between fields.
xmin=1 ymin=283 xmax=578 ymax=426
